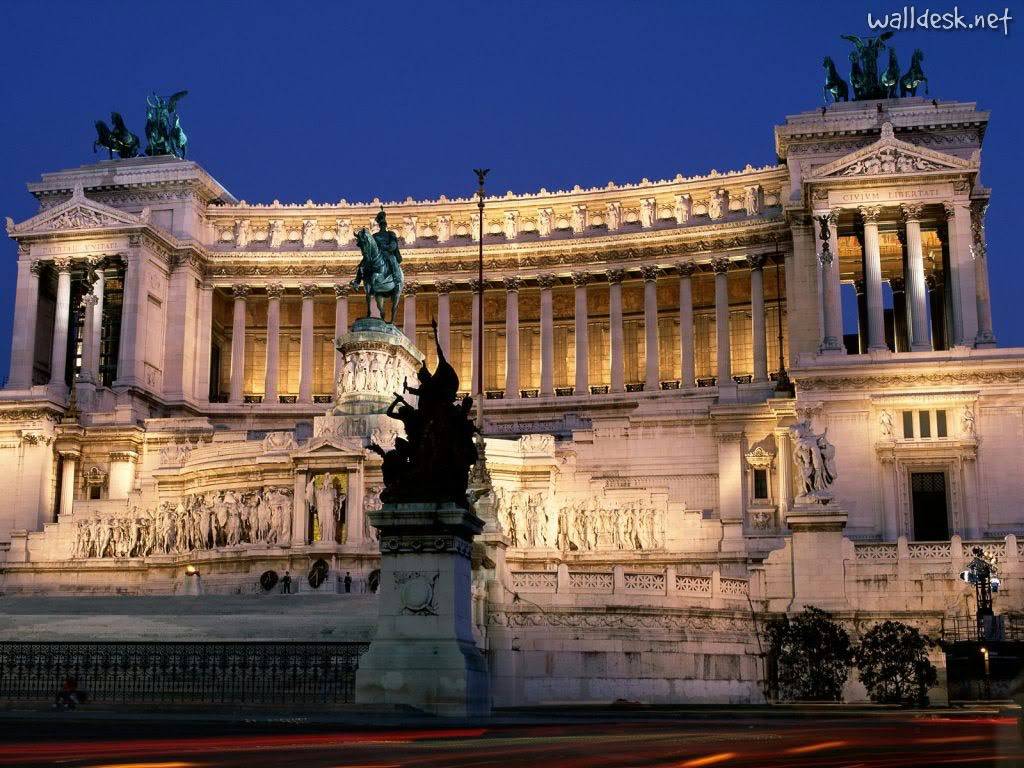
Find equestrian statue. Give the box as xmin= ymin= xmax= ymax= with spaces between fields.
xmin=351 ymin=207 xmax=404 ymax=325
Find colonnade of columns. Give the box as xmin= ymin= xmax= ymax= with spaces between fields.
xmin=215 ymin=255 xmax=779 ymax=404
xmin=816 ymin=201 xmax=995 ymax=354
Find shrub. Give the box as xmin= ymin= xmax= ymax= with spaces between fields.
xmin=854 ymin=620 xmax=937 ymax=706
xmin=764 ymin=606 xmax=853 ymax=701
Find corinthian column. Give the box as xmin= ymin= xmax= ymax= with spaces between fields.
xmin=572 ymin=272 xmax=590 ymax=395
xmin=503 ymin=277 xmax=521 ymax=398
xmin=79 ymin=293 xmax=98 ymax=383
xmin=229 ymin=284 xmax=249 ymax=403
xmin=677 ymin=263 xmax=696 ymax=388
xmin=265 ymin=283 xmax=283 ymax=403
xmin=607 ymin=269 xmax=626 ymax=393
xmin=747 ymin=254 xmax=768 ymax=381
xmin=436 ymin=280 xmax=453 ymax=357
xmin=298 ymin=284 xmax=317 ymax=403
xmin=712 ymin=258 xmax=732 ymax=386
xmin=50 ymin=258 xmax=73 ymax=387
xmin=537 ymin=274 xmax=556 ymax=397
xmin=402 ymin=281 xmax=419 ymax=340
xmin=87 ymin=260 xmax=105 ymax=382
xmin=9 ymin=259 xmax=42 ymax=389
xmin=641 ymin=266 xmax=660 ymax=391
xmin=971 ymin=201 xmax=996 ymax=347
xmin=901 ymin=204 xmax=931 ymax=351
xmin=333 ymin=283 xmax=351 ymax=387
xmin=818 ymin=209 xmax=844 ymax=354
xmin=858 ymin=206 xmax=887 ymax=351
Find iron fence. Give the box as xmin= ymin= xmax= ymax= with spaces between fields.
xmin=0 ymin=641 xmax=369 ymax=706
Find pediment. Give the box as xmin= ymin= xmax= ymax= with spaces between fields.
xmin=6 ymin=182 xmax=139 ymax=237
xmin=291 ymin=435 xmax=366 ymax=460
xmin=808 ymin=123 xmax=975 ymax=181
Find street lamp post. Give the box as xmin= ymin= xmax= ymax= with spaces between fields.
xmin=473 ymin=168 xmax=489 ymax=431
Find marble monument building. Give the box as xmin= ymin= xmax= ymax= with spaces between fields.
xmin=1 ymin=95 xmax=1019 ymax=705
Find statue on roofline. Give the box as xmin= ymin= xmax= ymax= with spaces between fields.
xmin=822 ymin=33 xmax=929 ymax=104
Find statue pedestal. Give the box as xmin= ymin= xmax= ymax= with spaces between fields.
xmin=354 ymin=502 xmax=489 ymax=716
xmin=785 ymin=501 xmax=848 ymax=610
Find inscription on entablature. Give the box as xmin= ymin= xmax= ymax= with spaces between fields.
xmin=31 ymin=239 xmax=125 ymax=258
xmin=828 ymin=184 xmax=953 ymax=207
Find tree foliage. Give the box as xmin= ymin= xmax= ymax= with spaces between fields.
xmin=764 ymin=607 xmax=853 ymax=701
xmin=854 ymin=620 xmax=937 ymax=706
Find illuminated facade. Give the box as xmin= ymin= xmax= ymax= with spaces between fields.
xmin=1 ymin=96 xmax=1019 ymax=704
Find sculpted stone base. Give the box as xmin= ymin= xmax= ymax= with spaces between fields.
xmin=355 ymin=502 xmax=489 ymax=716
xmin=784 ymin=501 xmax=848 ymax=611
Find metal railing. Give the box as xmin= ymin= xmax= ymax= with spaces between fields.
xmin=0 ymin=641 xmax=369 ymax=706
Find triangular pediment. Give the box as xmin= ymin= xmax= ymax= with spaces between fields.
xmin=292 ymin=435 xmax=366 ymax=460
xmin=808 ymin=123 xmax=975 ymax=181
xmin=6 ymin=183 xmax=139 ymax=237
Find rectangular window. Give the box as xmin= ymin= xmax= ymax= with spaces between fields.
xmin=936 ymin=410 xmax=948 ymax=438
xmin=902 ymin=411 xmax=914 ymax=439
xmin=753 ymin=469 xmax=769 ymax=500
xmin=919 ymin=410 xmax=931 ymax=439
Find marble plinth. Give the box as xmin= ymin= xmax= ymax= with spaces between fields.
xmin=354 ymin=502 xmax=489 ymax=716
xmin=330 ymin=321 xmax=423 ymax=418
xmin=785 ymin=501 xmax=848 ymax=610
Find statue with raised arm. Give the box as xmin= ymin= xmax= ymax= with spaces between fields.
xmin=145 ymin=90 xmax=189 ymax=158
xmin=350 ymin=207 xmax=404 ymax=324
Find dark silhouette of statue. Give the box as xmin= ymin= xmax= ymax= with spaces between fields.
xmin=94 ymin=113 xmax=140 ymax=159
xmin=369 ymin=320 xmax=478 ymax=508
xmin=350 ymin=208 xmax=404 ymax=324
xmin=825 ymin=33 xmax=929 ymax=103
xmin=145 ymin=90 xmax=189 ymax=158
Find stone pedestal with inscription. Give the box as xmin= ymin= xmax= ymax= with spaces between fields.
xmin=354 ymin=502 xmax=489 ymax=716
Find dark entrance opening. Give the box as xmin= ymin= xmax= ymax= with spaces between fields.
xmin=911 ymin=471 xmax=949 ymax=540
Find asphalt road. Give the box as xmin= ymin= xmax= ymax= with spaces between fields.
xmin=0 ymin=708 xmax=1021 ymax=767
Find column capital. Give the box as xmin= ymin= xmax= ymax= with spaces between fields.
xmin=889 ymin=276 xmax=906 ymax=293
xmin=900 ymin=203 xmax=924 ymax=223
xmin=639 ymin=265 xmax=660 ymax=282
xmin=536 ymin=273 xmax=558 ymax=289
xmin=231 ymin=283 xmax=250 ymax=299
xmin=941 ymin=201 xmax=956 ymax=221
xmin=128 ymin=233 xmax=143 ymax=248
xmin=925 ymin=273 xmax=942 ymax=291
xmin=81 ymin=293 xmax=98 ymax=308
xmin=467 ymin=278 xmax=483 ymax=293
xmin=334 ymin=283 xmax=355 ymax=298
xmin=299 ymin=283 xmax=319 ymax=299
xmin=266 ymin=282 xmax=284 ymax=298
xmin=828 ymin=207 xmax=843 ymax=223
xmin=503 ymin=276 xmax=522 ymax=292
xmin=710 ymin=257 xmax=731 ymax=275
xmin=605 ymin=268 xmax=626 ymax=285
xmin=858 ymin=205 xmax=882 ymax=224
xmin=570 ymin=271 xmax=592 ymax=287
xmin=29 ymin=260 xmax=45 ymax=276
xmin=675 ymin=261 xmax=698 ymax=277
xmin=745 ymin=253 xmax=767 ymax=271
xmin=435 ymin=279 xmax=455 ymax=294
xmin=401 ymin=281 xmax=421 ymax=296
xmin=53 ymin=257 xmax=73 ymax=273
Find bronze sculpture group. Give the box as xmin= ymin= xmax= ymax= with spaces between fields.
xmin=369 ymin=321 xmax=478 ymax=510
xmin=823 ymin=33 xmax=928 ymax=104
xmin=93 ymin=90 xmax=189 ymax=159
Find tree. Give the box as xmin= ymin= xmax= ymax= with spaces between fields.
xmin=764 ymin=607 xmax=853 ymax=701
xmin=854 ymin=621 xmax=937 ymax=706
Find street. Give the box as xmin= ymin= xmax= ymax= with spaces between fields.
xmin=0 ymin=708 xmax=1020 ymax=767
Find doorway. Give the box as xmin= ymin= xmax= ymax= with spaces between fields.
xmin=911 ymin=471 xmax=949 ymax=540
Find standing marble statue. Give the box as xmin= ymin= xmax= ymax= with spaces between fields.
xmin=791 ymin=420 xmax=838 ymax=503
xmin=308 ymin=473 xmax=342 ymax=543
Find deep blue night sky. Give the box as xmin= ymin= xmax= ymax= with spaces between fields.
xmin=1 ymin=0 xmax=1021 ymax=379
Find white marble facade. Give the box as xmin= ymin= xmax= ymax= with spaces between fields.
xmin=1 ymin=96 xmax=1021 ymax=705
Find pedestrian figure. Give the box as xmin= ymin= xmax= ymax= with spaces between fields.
xmin=344 ymin=572 xmax=352 ymax=593
xmin=281 ymin=570 xmax=292 ymax=594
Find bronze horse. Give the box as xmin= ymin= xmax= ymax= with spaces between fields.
xmin=823 ymin=57 xmax=848 ymax=103
xmin=351 ymin=228 xmax=404 ymax=324
xmin=93 ymin=112 xmax=140 ymax=159
xmin=880 ymin=48 xmax=900 ymax=99
xmin=900 ymin=49 xmax=928 ymax=96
